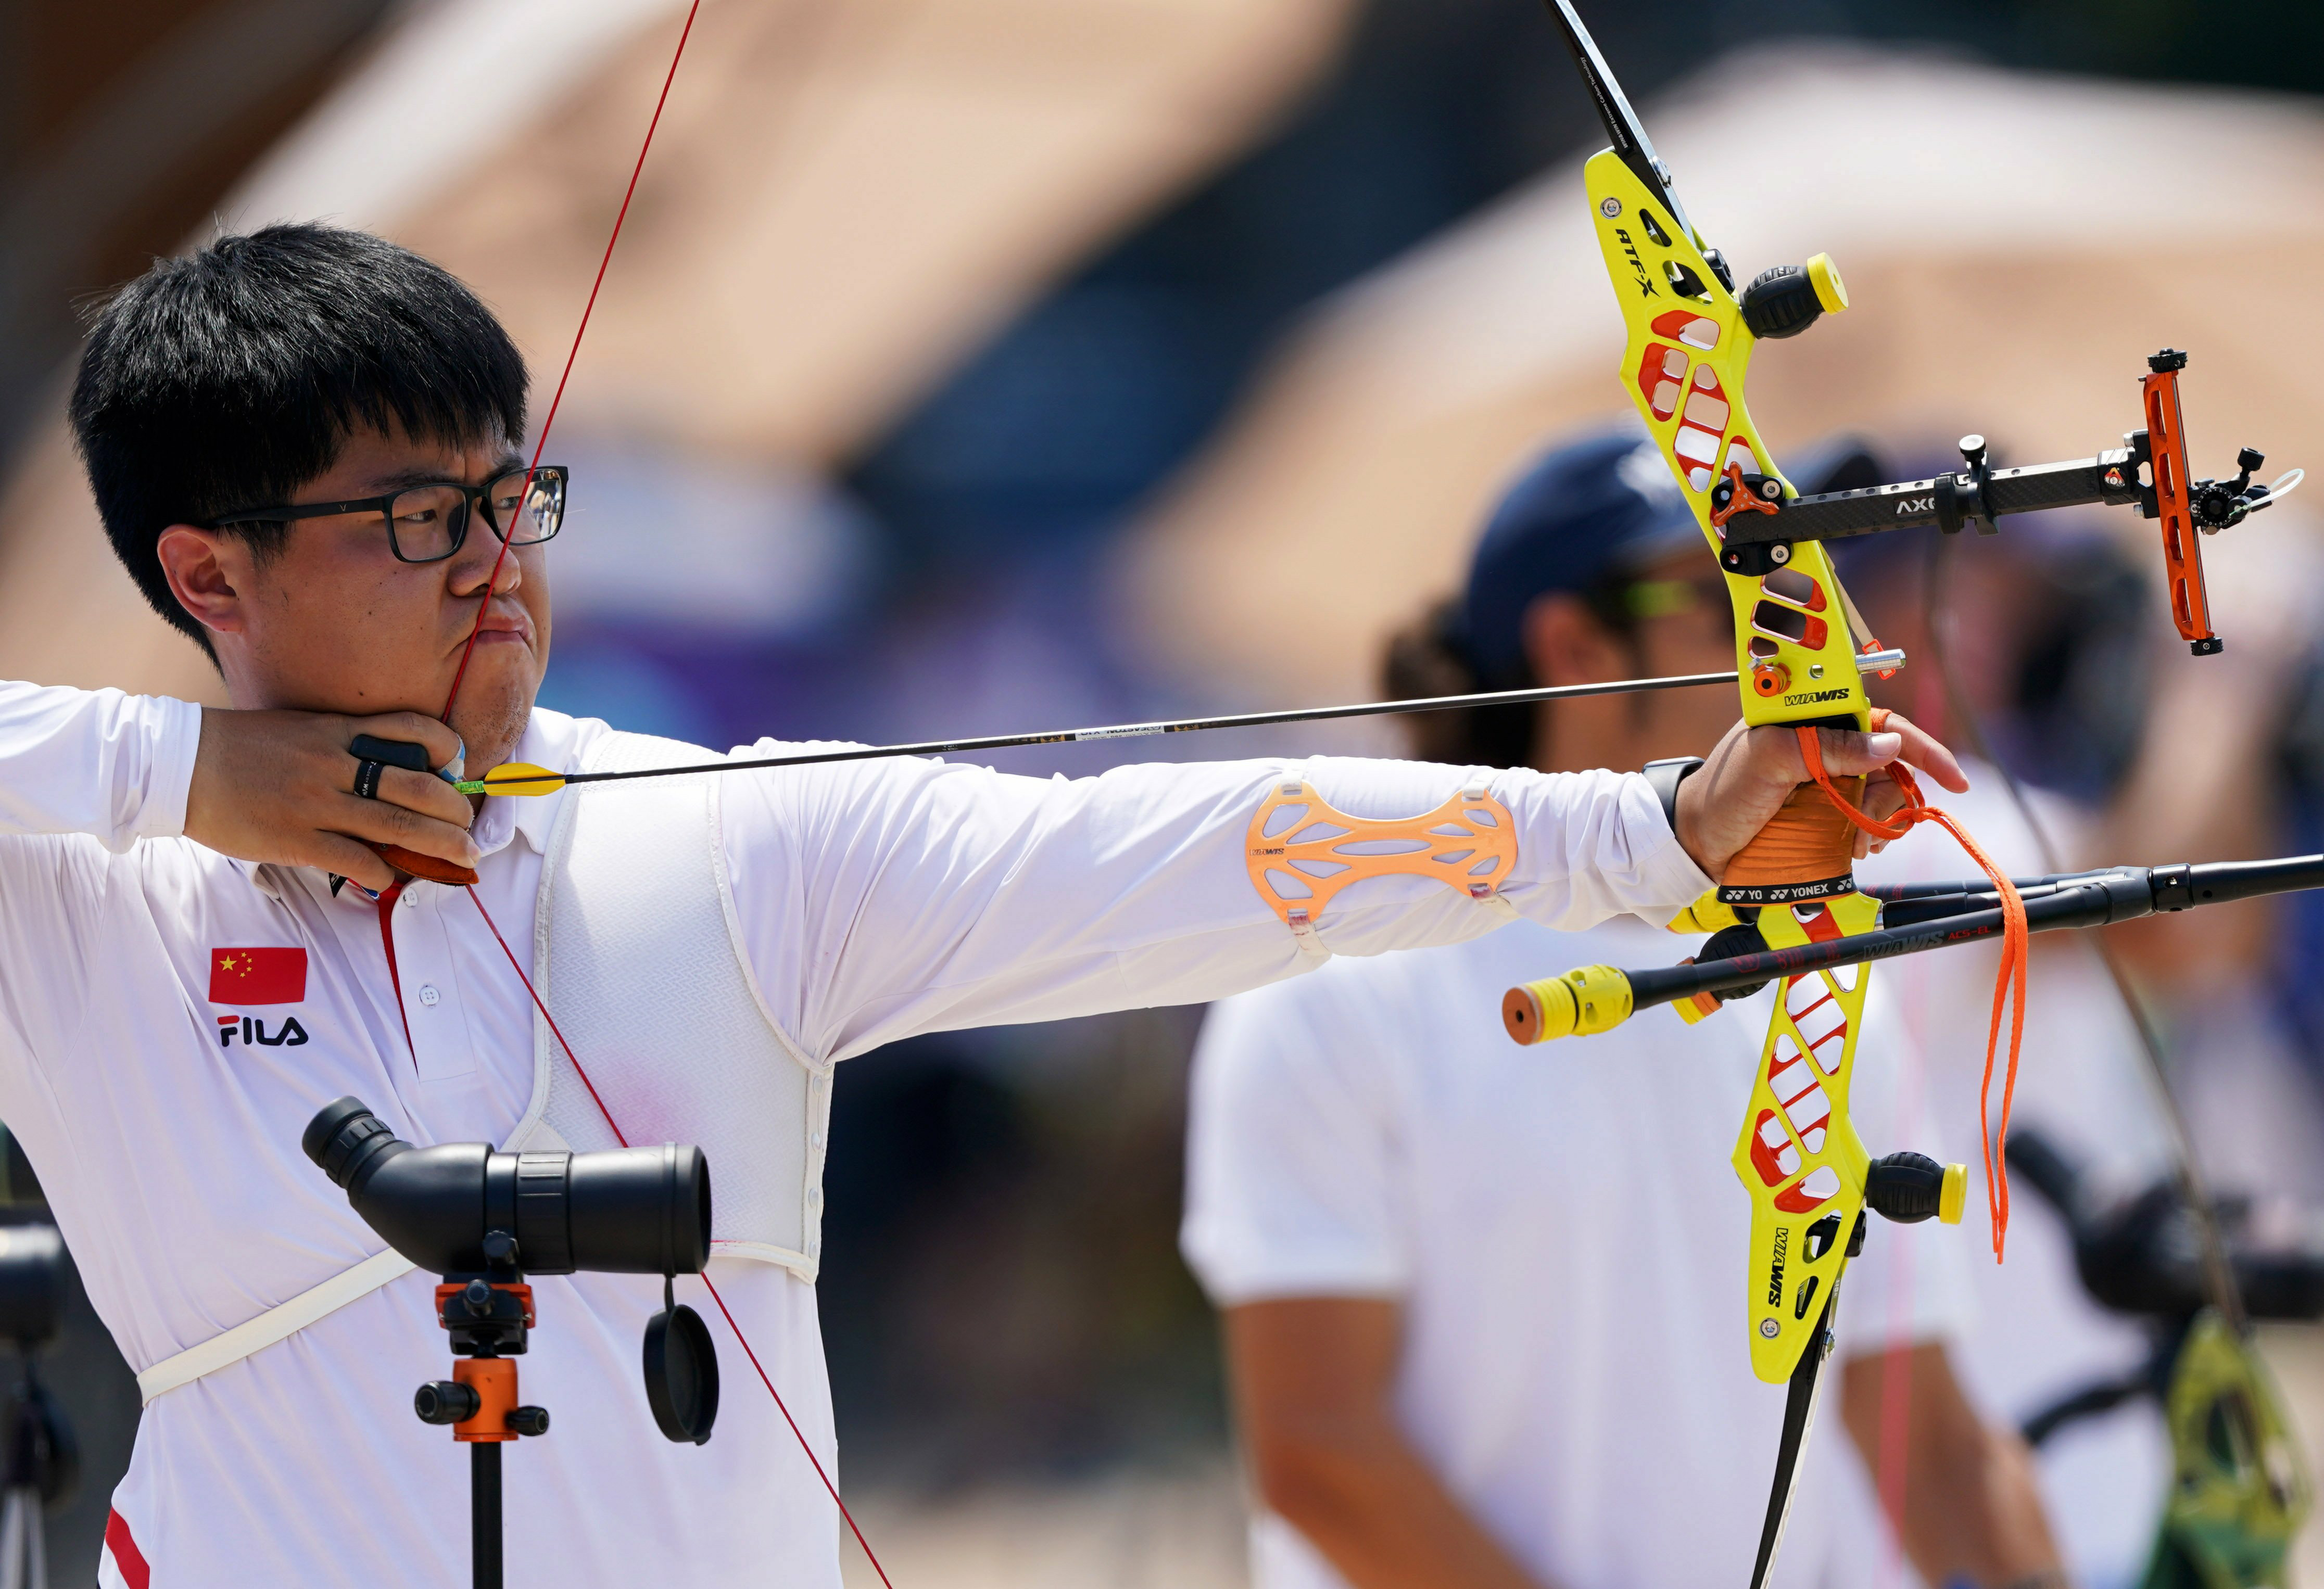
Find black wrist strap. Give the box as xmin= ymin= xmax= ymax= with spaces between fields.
xmin=1642 ymin=756 xmax=1705 ymax=833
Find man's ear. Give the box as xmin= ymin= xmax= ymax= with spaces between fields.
xmin=155 ymin=525 xmax=250 ymax=638
xmin=1520 ymin=592 xmax=1631 ymax=688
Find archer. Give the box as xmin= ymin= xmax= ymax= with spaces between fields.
xmin=11 ymin=223 xmax=1956 ymax=1585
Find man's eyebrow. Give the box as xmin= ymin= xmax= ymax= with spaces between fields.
xmin=353 ymin=465 xmax=449 ymax=494
xmin=353 ymin=453 xmax=526 ymax=494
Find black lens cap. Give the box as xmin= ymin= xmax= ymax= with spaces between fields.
xmin=642 ymin=1301 xmax=719 ymax=1444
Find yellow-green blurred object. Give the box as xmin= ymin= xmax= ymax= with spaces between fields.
xmin=2142 ymin=1312 xmax=2310 ymax=1589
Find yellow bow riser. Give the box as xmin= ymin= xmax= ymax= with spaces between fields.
xmin=1506 ymin=893 xmax=1968 ymax=1385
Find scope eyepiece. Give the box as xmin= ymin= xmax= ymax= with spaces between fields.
xmin=304 ymin=1098 xmax=712 ymax=1278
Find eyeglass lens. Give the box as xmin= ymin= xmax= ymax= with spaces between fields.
xmin=386 ymin=468 xmax=564 ymax=562
xmin=487 ymin=467 xmax=564 ymax=545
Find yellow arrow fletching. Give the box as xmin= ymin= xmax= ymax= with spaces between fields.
xmin=473 ymin=762 xmax=566 ymax=797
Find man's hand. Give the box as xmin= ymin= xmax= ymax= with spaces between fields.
xmin=185 ymin=709 xmax=478 ymax=893
xmin=1672 ymin=712 xmax=1968 ymax=883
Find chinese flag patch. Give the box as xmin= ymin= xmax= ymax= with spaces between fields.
xmin=210 ymin=947 xmax=307 ymax=1005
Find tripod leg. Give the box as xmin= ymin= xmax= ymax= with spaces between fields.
xmin=0 ymin=1488 xmax=24 ymax=1589
xmin=23 ymin=1488 xmax=40 ymax=1589
xmin=472 ymin=1443 xmax=502 ymax=1589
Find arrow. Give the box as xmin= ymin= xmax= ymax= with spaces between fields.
xmin=454 ymin=667 xmax=1759 ymax=796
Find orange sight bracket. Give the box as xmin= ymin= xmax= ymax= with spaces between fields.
xmin=1246 ymin=780 xmax=1517 ymax=945
xmin=2141 ymin=351 xmax=2222 ymax=656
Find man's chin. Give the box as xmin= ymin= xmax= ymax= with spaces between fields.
xmin=448 ymin=676 xmax=540 ymax=776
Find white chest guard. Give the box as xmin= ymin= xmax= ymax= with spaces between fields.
xmin=137 ymin=730 xmax=826 ymax=1402
xmin=511 ymin=730 xmax=830 ymax=1278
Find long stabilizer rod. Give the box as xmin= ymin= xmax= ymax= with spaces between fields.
xmin=1505 ymin=854 xmax=2324 ymax=1043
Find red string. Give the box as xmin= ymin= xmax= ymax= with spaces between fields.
xmin=465 ymin=886 xmax=896 ymax=1587
xmin=440 ymin=0 xmax=704 ymax=724
xmin=426 ymin=6 xmax=894 ymax=1578
xmin=1795 ymin=720 xmax=2029 ymax=1261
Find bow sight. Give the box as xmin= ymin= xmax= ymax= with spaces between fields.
xmin=304 ymin=1100 xmax=719 ymax=1589
xmin=1710 ymin=351 xmax=2299 ymax=660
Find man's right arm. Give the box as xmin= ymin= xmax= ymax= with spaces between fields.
xmin=0 ymin=681 xmax=478 ymax=891
xmin=0 ymin=681 xmax=199 ymax=849
xmin=1226 ymin=1298 xmax=1550 ymax=1589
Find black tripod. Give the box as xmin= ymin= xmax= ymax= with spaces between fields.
xmin=0 ymin=1223 xmax=73 ymax=1589
xmin=412 ymin=1232 xmax=549 ymax=1589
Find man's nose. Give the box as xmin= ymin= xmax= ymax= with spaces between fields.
xmin=447 ymin=526 xmax=521 ymax=599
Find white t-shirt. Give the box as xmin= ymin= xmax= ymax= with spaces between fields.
xmin=1181 ymin=913 xmax=1972 ymax=1589
xmin=1853 ymin=770 xmax=2174 ymax=1588
xmin=0 ymin=679 xmax=1710 ymax=1589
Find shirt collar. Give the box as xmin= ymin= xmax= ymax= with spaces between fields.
xmin=245 ymin=707 xmax=591 ymax=906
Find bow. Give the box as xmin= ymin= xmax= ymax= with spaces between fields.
xmin=1502 ymin=2 xmax=2304 ymax=1581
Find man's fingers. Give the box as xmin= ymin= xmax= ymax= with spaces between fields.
xmin=372 ymin=765 xmax=475 ymax=829
xmin=331 ymin=794 xmax=481 ymax=867
xmin=1861 ymin=778 xmax=1909 ymax=825
xmin=347 ymin=710 xmax=465 ymax=774
xmin=1806 ymin=711 xmax=1969 ymax=793
xmin=1884 ymin=711 xmax=1969 ymax=792
xmin=1810 ymin=728 xmax=1903 ymax=777
xmin=306 ymin=834 xmax=397 ymax=893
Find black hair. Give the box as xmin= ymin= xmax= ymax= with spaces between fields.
xmin=69 ymin=223 xmax=529 ymax=654
xmin=1380 ymin=581 xmax=1646 ymax=769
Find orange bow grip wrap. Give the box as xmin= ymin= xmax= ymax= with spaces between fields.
xmin=1715 ymin=778 xmax=1864 ymax=906
xmin=1247 ymin=779 xmax=1517 ymax=940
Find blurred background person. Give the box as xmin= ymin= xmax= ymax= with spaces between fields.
xmin=1179 ymin=430 xmax=2066 ymax=1589
xmin=1837 ymin=486 xmax=2324 ymax=1588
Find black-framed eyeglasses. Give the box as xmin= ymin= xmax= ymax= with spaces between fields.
xmin=206 ymin=465 xmax=569 ymax=564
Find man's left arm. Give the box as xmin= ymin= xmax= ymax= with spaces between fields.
xmin=727 ymin=751 xmax=1702 ymax=1062
xmin=726 ymin=716 xmax=1959 ymax=1060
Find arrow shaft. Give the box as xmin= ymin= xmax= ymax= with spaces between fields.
xmin=482 ymin=669 xmax=1742 ymax=792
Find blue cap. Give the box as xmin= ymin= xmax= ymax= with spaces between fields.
xmin=1459 ymin=430 xmax=1698 ymax=687
xmin=1459 ymin=428 xmax=1884 ymax=686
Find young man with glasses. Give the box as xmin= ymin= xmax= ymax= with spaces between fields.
xmin=7 ymin=225 xmax=1960 ymax=1585
xmin=1180 ymin=431 xmax=2067 ymax=1589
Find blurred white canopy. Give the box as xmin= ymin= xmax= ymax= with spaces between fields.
xmin=0 ymin=0 xmax=1353 ymax=695
xmin=1112 ymin=46 xmax=2324 ymax=703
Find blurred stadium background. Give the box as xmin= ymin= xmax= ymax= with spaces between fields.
xmin=6 ymin=0 xmax=2324 ymax=1582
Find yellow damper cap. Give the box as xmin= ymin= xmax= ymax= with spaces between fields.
xmin=1807 ymin=252 xmax=1848 ymax=314
xmin=1501 ymin=965 xmax=1633 ymax=1045
xmin=1664 ymin=891 xmax=1740 ymax=936
xmin=1939 ymin=1163 xmax=1967 ymax=1225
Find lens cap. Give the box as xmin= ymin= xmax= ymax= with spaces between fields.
xmin=643 ymin=1301 xmax=719 ymax=1444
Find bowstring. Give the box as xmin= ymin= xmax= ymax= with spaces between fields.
xmin=1919 ymin=532 xmax=2245 ymax=1328
xmin=465 ymin=887 xmax=896 ymax=1587
xmin=439 ymin=1 xmax=703 ymax=723
xmin=426 ymin=4 xmax=899 ymax=1580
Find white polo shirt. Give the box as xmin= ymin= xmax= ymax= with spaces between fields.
xmin=0 ymin=679 xmax=1708 ymax=1589
xmin=1181 ymin=914 xmax=1972 ymax=1589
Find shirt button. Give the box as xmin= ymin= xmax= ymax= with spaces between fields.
xmin=419 ymin=985 xmax=441 ymax=1007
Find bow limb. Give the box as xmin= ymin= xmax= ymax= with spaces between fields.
xmin=1752 ymin=1288 xmax=1841 ymax=1589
